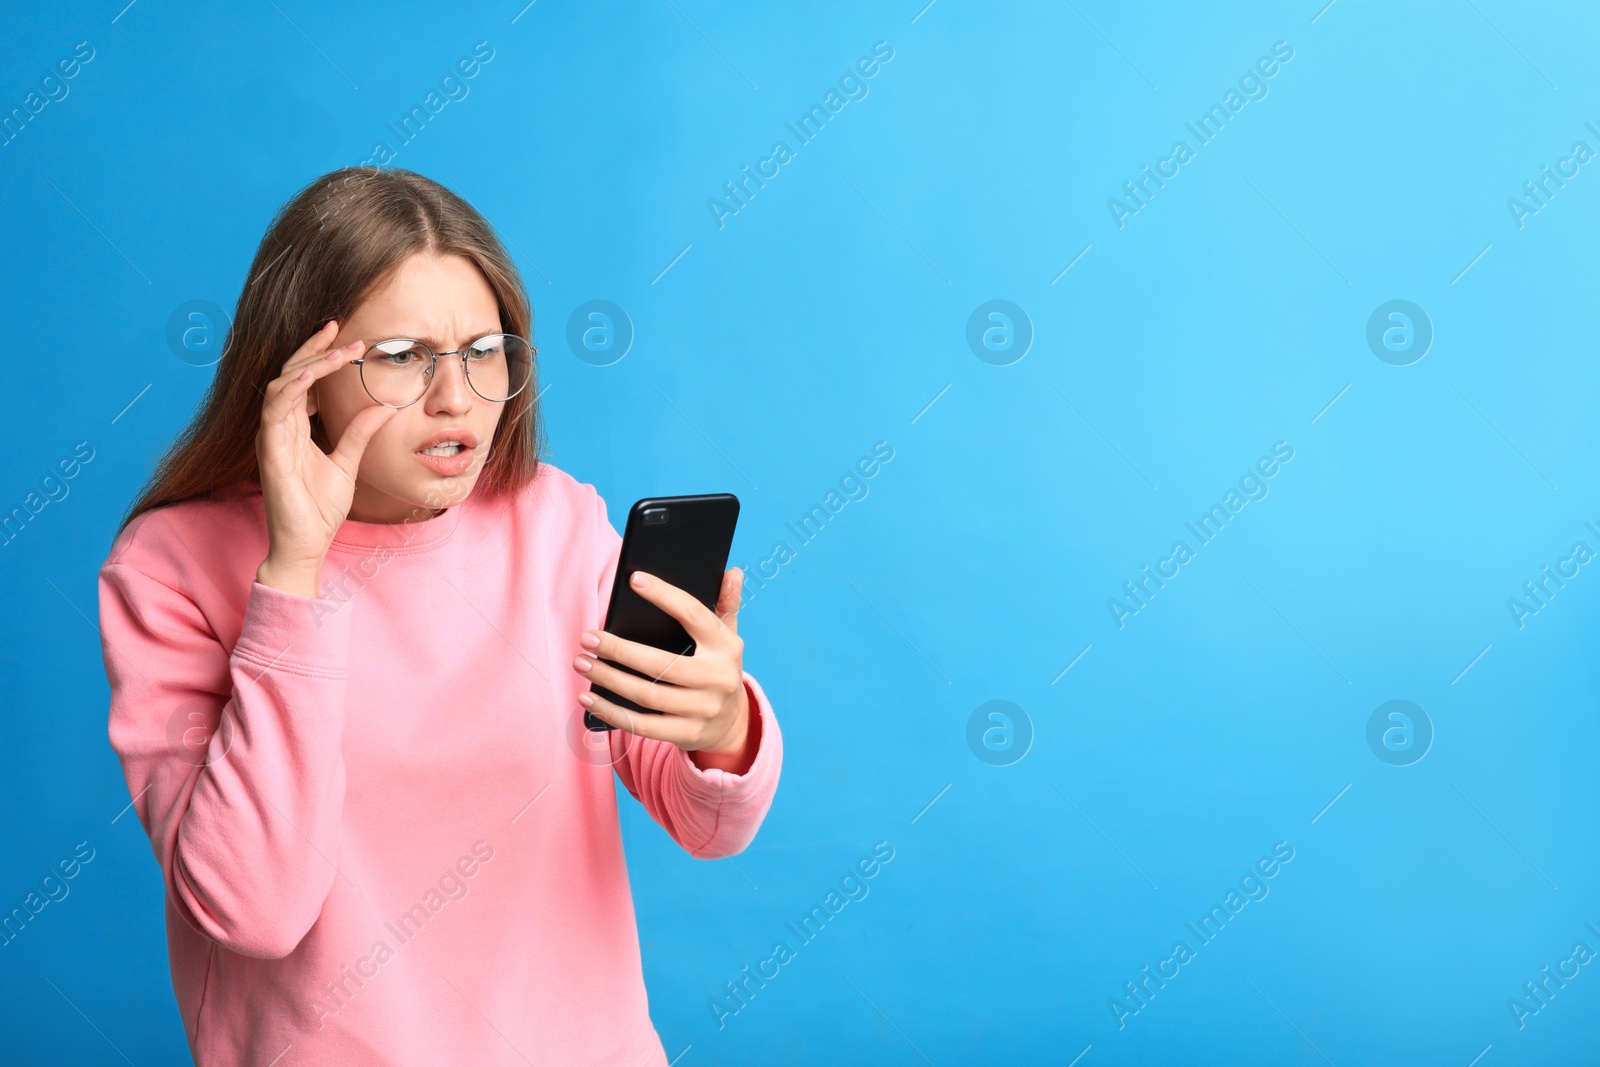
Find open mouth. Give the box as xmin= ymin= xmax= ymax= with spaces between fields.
xmin=419 ymin=441 xmax=468 ymax=457
xmin=414 ymin=431 xmax=478 ymax=475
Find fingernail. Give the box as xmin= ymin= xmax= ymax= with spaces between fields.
xmin=631 ymin=571 xmax=650 ymax=588
xmin=578 ymin=692 xmax=594 ymax=707
xmin=579 ymin=631 xmax=599 ymax=649
xmin=574 ymin=655 xmax=593 ymax=672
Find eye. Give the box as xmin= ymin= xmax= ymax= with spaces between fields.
xmin=372 ymin=341 xmax=428 ymax=366
xmin=467 ymin=335 xmax=505 ymax=360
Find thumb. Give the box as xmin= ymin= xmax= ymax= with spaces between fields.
xmin=715 ymin=567 xmax=743 ymax=636
xmin=329 ymin=404 xmax=399 ymax=476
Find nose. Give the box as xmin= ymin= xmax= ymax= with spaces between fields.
xmin=423 ymin=351 xmax=473 ymax=415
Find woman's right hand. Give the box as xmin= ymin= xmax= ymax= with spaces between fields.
xmin=255 ymin=320 xmax=398 ymax=599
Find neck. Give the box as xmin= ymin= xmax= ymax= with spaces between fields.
xmin=347 ymin=484 xmax=447 ymax=524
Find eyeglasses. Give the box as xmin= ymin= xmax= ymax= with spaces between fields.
xmin=348 ymin=333 xmax=535 ymax=408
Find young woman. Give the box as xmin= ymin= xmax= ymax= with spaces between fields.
xmin=98 ymin=168 xmax=783 ymax=1065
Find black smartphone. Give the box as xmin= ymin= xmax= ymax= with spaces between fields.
xmin=584 ymin=493 xmax=741 ymax=731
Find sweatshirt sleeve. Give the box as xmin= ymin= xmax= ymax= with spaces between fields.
xmin=587 ymin=488 xmax=783 ymax=859
xmin=99 ymin=561 xmax=353 ymax=959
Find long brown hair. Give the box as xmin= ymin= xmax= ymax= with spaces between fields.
xmin=117 ymin=167 xmax=543 ymax=537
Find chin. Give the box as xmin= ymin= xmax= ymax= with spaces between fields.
xmin=363 ymin=468 xmax=481 ymax=519
xmin=411 ymin=475 xmax=478 ymax=509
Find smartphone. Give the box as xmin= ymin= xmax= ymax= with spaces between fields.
xmin=584 ymin=493 xmax=741 ymax=731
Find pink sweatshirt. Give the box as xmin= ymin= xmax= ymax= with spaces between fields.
xmin=97 ymin=462 xmax=783 ymax=1065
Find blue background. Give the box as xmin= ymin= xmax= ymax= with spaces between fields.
xmin=3 ymin=0 xmax=1598 ymax=1063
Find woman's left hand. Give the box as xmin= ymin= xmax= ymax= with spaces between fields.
xmin=573 ymin=568 xmax=752 ymax=764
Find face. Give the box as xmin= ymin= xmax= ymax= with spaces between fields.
xmin=311 ymin=252 xmax=507 ymax=523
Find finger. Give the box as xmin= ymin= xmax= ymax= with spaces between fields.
xmin=626 ymin=571 xmax=729 ymax=649
xmin=713 ymin=568 xmax=743 ymax=638
xmin=575 ymin=656 xmax=708 ymax=717
xmin=263 ymin=337 xmax=356 ymax=417
xmin=277 ymin=319 xmax=344 ymax=377
xmin=584 ymin=629 xmax=711 ymax=687
xmin=269 ymin=336 xmax=363 ymax=400
xmin=579 ymin=688 xmax=692 ymax=745
xmin=329 ymin=402 xmax=399 ymax=476
xmin=263 ymin=339 xmax=364 ymax=422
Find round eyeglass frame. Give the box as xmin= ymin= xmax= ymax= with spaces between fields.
xmin=347 ymin=333 xmax=536 ymax=408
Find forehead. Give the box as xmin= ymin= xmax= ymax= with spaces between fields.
xmin=356 ymin=252 xmax=502 ymax=344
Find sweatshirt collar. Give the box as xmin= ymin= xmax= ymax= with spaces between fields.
xmin=327 ymin=493 xmax=467 ymax=555
xmin=228 ymin=482 xmax=469 ymax=556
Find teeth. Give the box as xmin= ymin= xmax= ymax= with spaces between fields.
xmin=421 ymin=443 xmax=463 ymax=456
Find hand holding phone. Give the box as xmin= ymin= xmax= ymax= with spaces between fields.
xmin=581 ymin=494 xmax=740 ymax=732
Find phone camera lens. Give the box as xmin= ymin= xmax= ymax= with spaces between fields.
xmin=643 ymin=508 xmax=669 ymax=525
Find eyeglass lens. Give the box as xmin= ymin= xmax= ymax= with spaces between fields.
xmin=360 ymin=335 xmax=533 ymax=407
